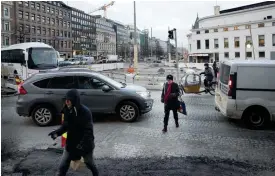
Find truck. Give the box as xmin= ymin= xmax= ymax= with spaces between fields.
xmin=107 ymin=55 xmax=118 ymax=63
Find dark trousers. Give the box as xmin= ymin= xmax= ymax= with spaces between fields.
xmin=57 ymin=149 xmax=99 ymax=176
xmin=164 ymin=104 xmax=178 ymax=127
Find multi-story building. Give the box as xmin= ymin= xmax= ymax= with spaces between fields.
xmin=1 ymin=1 xmax=14 ymax=48
xmin=109 ymin=20 xmax=128 ymax=58
xmin=95 ymin=16 xmax=116 ymax=56
xmin=187 ymin=1 xmax=275 ymax=63
xmin=71 ymin=7 xmax=96 ymax=56
xmin=12 ymin=1 xmax=72 ymax=58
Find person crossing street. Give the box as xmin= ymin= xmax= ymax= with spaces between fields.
xmin=48 ymin=89 xmax=99 ymax=176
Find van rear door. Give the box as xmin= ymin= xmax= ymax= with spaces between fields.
xmin=216 ymin=63 xmax=233 ymax=112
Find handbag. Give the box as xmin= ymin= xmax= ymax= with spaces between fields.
xmin=178 ymin=96 xmax=187 ymax=115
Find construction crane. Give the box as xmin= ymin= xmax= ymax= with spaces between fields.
xmin=89 ymin=1 xmax=115 ymax=18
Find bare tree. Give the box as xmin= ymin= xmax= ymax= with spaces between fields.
xmin=15 ymin=29 xmax=30 ymax=43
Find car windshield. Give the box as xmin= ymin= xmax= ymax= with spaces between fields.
xmin=28 ymin=48 xmax=58 ymax=69
xmin=93 ymin=72 xmax=124 ymax=88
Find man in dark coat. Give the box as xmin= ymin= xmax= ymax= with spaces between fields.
xmin=161 ymin=75 xmax=180 ymax=132
xmin=48 ymin=89 xmax=98 ymax=176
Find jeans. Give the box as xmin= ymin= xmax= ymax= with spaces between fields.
xmin=57 ymin=149 xmax=99 ymax=176
xmin=164 ymin=104 xmax=178 ymax=127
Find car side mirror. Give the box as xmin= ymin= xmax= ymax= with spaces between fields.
xmin=102 ymin=85 xmax=111 ymax=92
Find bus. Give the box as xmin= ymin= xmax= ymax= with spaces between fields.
xmin=1 ymin=42 xmax=59 ymax=90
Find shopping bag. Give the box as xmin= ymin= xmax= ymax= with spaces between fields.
xmin=178 ymin=97 xmax=187 ymax=115
xmin=70 ymin=157 xmax=84 ymax=171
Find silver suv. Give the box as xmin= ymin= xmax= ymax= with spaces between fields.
xmin=16 ymin=68 xmax=154 ymax=126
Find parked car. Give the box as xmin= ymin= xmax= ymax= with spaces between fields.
xmin=16 ymin=68 xmax=154 ymax=126
xmin=215 ymin=59 xmax=275 ymax=130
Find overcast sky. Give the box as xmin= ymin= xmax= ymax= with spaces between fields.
xmin=66 ymin=0 xmax=261 ymax=47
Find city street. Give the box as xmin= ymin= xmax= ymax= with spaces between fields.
xmin=2 ymin=91 xmax=275 ymax=175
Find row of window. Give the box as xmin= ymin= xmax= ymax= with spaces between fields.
xmin=72 ymin=11 xmax=94 ymax=21
xmin=73 ymin=43 xmax=93 ymax=49
xmin=72 ymin=32 xmax=96 ymax=38
xmin=18 ymin=1 xmax=70 ymax=18
xmin=18 ymin=11 xmax=71 ymax=28
xmin=18 ymin=24 xmax=71 ymax=38
xmin=33 ymin=76 xmax=108 ymax=90
xmin=196 ymin=22 xmax=275 ymax=34
xmin=72 ymin=24 xmax=95 ymax=30
xmin=97 ymin=43 xmax=116 ymax=51
xmin=96 ymin=19 xmax=112 ymax=28
xmin=72 ymin=17 xmax=95 ymax=26
xmin=222 ymin=51 xmax=266 ymax=58
xmin=18 ymin=38 xmax=71 ymax=49
xmin=73 ymin=38 xmax=96 ymax=43
xmin=196 ymin=34 xmax=275 ymax=50
xmin=97 ymin=24 xmax=115 ymax=33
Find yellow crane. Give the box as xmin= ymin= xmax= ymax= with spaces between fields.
xmin=89 ymin=1 xmax=115 ymax=18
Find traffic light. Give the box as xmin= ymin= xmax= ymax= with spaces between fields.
xmin=168 ymin=30 xmax=174 ymax=39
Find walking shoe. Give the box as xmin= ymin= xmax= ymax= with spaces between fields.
xmin=162 ymin=127 xmax=167 ymax=133
xmin=176 ymin=122 xmax=179 ymax=128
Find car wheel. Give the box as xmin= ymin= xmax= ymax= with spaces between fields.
xmin=31 ymin=104 xmax=55 ymax=126
xmin=243 ymin=107 xmax=269 ymax=130
xmin=117 ymin=101 xmax=139 ymax=122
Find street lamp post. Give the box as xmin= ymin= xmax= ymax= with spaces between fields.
xmin=133 ymin=1 xmax=138 ymax=71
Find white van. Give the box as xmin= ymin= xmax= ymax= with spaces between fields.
xmin=215 ymin=60 xmax=275 ymax=129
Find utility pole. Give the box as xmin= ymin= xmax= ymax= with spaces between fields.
xmin=168 ymin=27 xmax=171 ymax=62
xmin=150 ymin=27 xmax=153 ymax=57
xmin=133 ymin=1 xmax=138 ymax=71
xmin=174 ymin=29 xmax=179 ymax=83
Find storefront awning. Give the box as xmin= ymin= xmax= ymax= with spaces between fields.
xmin=189 ymin=53 xmax=209 ymax=57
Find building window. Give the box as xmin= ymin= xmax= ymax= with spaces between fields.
xmin=42 ymin=27 xmax=46 ymax=35
xmin=31 ymin=14 xmax=35 ymax=21
xmin=18 ymin=1 xmax=23 ymax=5
xmin=246 ymin=52 xmax=252 ymax=58
xmin=43 ymin=39 xmax=46 ymax=43
xmin=205 ymin=30 xmax=209 ymax=33
xmin=37 ymin=3 xmax=40 ymax=10
xmin=4 ymin=7 xmax=9 ymax=17
xmin=234 ymin=26 xmax=239 ymax=30
xmin=32 ymin=38 xmax=36 ymax=42
xmin=196 ymin=31 xmax=200 ymax=34
xmin=37 ymin=15 xmax=41 ymax=22
xmin=56 ymin=30 xmax=59 ymax=36
xmin=246 ymin=36 xmax=252 ymax=43
xmin=19 ymin=24 xmax=23 ymax=31
xmin=224 ymin=52 xmax=229 ymax=58
xmin=235 ymin=52 xmax=240 ymax=58
xmin=42 ymin=5 xmax=45 ymax=12
xmin=258 ymin=23 xmax=264 ymax=28
xmin=26 ymin=38 xmax=30 ymax=42
xmin=64 ymin=21 xmax=66 ymax=27
xmin=214 ymin=39 xmax=219 ymax=48
xmin=25 ymin=1 xmax=29 ymax=7
xmin=4 ymin=22 xmax=10 ymax=31
xmin=245 ymin=25 xmax=251 ymax=29
xmin=61 ymin=41 xmax=64 ymax=48
xmin=259 ymin=51 xmax=265 ymax=58
xmin=47 ymin=28 xmax=51 ymax=36
xmin=51 ymin=8 xmax=54 ymax=14
xmin=47 ymin=17 xmax=50 ymax=24
xmin=25 ymin=12 xmax=29 ymax=20
xmin=272 ymin=22 xmax=275 ymax=26
xmin=205 ymin=39 xmax=209 ymax=49
xmin=4 ymin=37 xmax=10 ymax=46
xmin=197 ymin=40 xmax=201 ymax=49
xmin=37 ymin=39 xmax=41 ymax=42
xmin=68 ymin=22 xmax=70 ymax=28
xmin=47 ymin=7 xmax=50 ymax=13
xmin=25 ymin=25 xmax=30 ymax=33
xmin=273 ymin=34 xmax=275 ymax=46
xmin=234 ymin=37 xmax=240 ymax=48
xmin=52 ymin=29 xmax=55 ymax=36
xmin=32 ymin=26 xmax=36 ymax=33
xmin=52 ymin=18 xmax=55 ymax=25
xmin=223 ymin=28 xmax=228 ymax=31
xmin=258 ymin=35 xmax=265 ymax=47
xmin=42 ymin=16 xmax=45 ymax=23
xmin=224 ymin=38 xmax=229 ymax=48
xmin=37 ymin=27 xmax=41 ymax=34
xmin=65 ymin=41 xmax=67 ymax=48
xmin=19 ymin=11 xmax=23 ymax=18
xmin=31 ymin=2 xmax=35 ymax=8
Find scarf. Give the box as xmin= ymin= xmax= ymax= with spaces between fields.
xmin=164 ymin=83 xmax=172 ymax=104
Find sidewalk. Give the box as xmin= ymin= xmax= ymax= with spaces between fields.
xmin=9 ymin=149 xmax=275 ymax=176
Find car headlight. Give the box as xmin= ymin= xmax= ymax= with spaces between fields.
xmin=136 ymin=91 xmax=150 ymax=98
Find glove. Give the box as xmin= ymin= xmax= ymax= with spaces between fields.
xmin=48 ymin=130 xmax=58 ymax=140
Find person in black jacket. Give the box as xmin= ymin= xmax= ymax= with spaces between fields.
xmin=48 ymin=89 xmax=98 ymax=176
xmin=161 ymin=75 xmax=180 ymax=132
xmin=200 ymin=63 xmax=214 ymax=88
